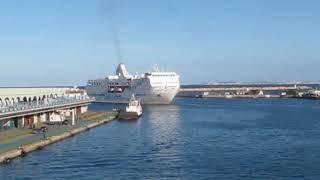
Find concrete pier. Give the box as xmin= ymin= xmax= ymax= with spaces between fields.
xmin=0 ymin=114 xmax=116 ymax=164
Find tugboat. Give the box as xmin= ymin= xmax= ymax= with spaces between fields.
xmin=117 ymin=95 xmax=143 ymax=120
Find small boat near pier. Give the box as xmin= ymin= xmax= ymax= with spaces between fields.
xmin=117 ymin=95 xmax=143 ymax=120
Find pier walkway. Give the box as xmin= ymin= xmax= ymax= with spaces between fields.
xmin=0 ymin=112 xmax=116 ymax=159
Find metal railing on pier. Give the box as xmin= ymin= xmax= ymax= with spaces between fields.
xmin=0 ymin=96 xmax=94 ymax=114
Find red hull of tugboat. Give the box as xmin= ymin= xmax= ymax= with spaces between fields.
xmin=117 ymin=112 xmax=141 ymax=120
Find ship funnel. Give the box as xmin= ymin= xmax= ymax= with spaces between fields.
xmin=116 ymin=63 xmax=130 ymax=77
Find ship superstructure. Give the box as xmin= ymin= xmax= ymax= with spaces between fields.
xmin=86 ymin=63 xmax=180 ymax=104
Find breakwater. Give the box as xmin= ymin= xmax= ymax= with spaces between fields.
xmin=178 ymin=84 xmax=313 ymax=98
xmin=179 ymin=85 xmax=310 ymax=92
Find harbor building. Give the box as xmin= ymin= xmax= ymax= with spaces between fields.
xmin=0 ymin=87 xmax=92 ymax=130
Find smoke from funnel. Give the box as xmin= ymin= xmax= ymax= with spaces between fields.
xmin=112 ymin=27 xmax=122 ymax=63
xmin=99 ymin=0 xmax=123 ymax=64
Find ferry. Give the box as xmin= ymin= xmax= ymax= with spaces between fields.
xmin=86 ymin=63 xmax=180 ymax=104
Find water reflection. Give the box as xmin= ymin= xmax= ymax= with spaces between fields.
xmin=142 ymin=104 xmax=182 ymax=170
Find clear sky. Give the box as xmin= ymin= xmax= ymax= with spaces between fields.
xmin=1 ymin=0 xmax=320 ymax=86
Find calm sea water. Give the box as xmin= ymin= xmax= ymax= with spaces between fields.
xmin=1 ymin=98 xmax=320 ymax=180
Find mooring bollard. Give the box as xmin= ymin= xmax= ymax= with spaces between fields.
xmin=18 ymin=147 xmax=27 ymax=157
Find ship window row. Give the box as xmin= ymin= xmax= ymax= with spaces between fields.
xmin=108 ymin=82 xmax=130 ymax=85
xmin=152 ymin=82 xmax=178 ymax=86
xmin=153 ymin=81 xmax=178 ymax=84
xmin=153 ymin=74 xmax=176 ymax=77
xmin=153 ymin=85 xmax=177 ymax=88
xmin=91 ymin=82 xmax=103 ymax=86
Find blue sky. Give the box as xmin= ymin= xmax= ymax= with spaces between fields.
xmin=0 ymin=0 xmax=319 ymax=86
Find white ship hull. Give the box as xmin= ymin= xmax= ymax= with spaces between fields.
xmin=91 ymin=88 xmax=179 ymax=104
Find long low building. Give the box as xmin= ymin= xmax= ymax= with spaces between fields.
xmin=0 ymin=87 xmax=72 ymax=104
